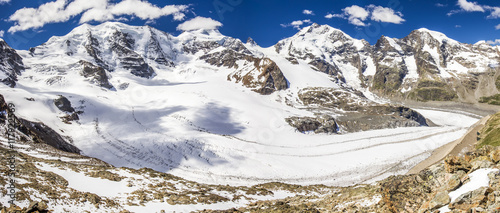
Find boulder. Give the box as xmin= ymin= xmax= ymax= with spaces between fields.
xmin=428 ymin=191 xmax=450 ymax=210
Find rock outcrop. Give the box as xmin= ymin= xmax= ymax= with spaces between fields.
xmin=1 ymin=94 xmax=80 ymax=153
xmin=79 ymin=60 xmax=113 ymax=89
xmin=296 ymin=87 xmax=428 ymax=132
xmin=286 ymin=115 xmax=338 ymax=133
xmin=0 ymin=39 xmax=24 ymax=87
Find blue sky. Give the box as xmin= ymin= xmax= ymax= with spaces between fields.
xmin=0 ymin=0 xmax=499 ymax=50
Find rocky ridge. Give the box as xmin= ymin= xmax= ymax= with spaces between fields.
xmin=0 ymin=39 xmax=24 ymax=87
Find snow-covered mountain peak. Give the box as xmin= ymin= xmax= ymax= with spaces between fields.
xmin=274 ymin=23 xmax=369 ymax=59
xmin=246 ymin=37 xmax=257 ymax=46
xmin=177 ymin=28 xmax=224 ymax=42
xmin=405 ymin=28 xmax=460 ymax=47
xmin=375 ymin=35 xmax=403 ymax=53
xmin=297 ymin=23 xmax=351 ymax=41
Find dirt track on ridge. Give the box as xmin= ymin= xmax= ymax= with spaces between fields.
xmin=407 ymin=115 xmax=491 ymax=174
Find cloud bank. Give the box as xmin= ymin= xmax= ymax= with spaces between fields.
xmin=325 ymin=5 xmax=405 ymax=26
xmin=486 ymin=39 xmax=500 ymax=45
xmin=8 ymin=0 xmax=189 ymax=33
xmin=448 ymin=0 xmax=500 ymax=18
xmin=177 ymin=17 xmax=223 ymax=31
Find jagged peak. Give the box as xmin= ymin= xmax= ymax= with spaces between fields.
xmin=0 ymin=39 xmax=12 ymax=50
xmin=375 ymin=35 xmax=403 ymax=52
xmin=408 ymin=28 xmax=460 ymax=45
xmin=475 ymin=40 xmax=487 ymax=45
xmin=473 ymin=40 xmax=497 ymax=48
xmin=246 ymin=37 xmax=257 ymax=45
xmin=377 ymin=35 xmax=395 ymax=44
xmin=298 ymin=23 xmax=346 ymax=36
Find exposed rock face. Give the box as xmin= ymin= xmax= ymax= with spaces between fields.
xmin=19 ymin=118 xmax=81 ymax=153
xmin=54 ymin=95 xmax=75 ymax=113
xmin=429 ymin=191 xmax=451 ymax=210
xmin=335 ymin=107 xmax=427 ymax=133
xmin=408 ymin=80 xmax=458 ymax=101
xmin=298 ymin=87 xmax=367 ymax=111
xmin=182 ymin=40 xmax=220 ymax=54
xmin=200 ymin=45 xmax=288 ymax=95
xmin=0 ymin=39 xmax=24 ymax=87
xmin=109 ymin=30 xmax=155 ymax=78
xmin=79 ymin=60 xmax=113 ymax=89
xmin=372 ymin=64 xmax=407 ymax=96
xmin=145 ymin=28 xmax=175 ymax=67
xmin=53 ymin=95 xmax=80 ymax=124
xmin=285 ymin=115 xmax=338 ymax=133
xmin=0 ymin=94 xmax=80 ymax=154
xmin=308 ymin=58 xmax=345 ymax=83
xmin=252 ymin=58 xmax=288 ymax=95
xmin=246 ymin=37 xmax=257 ymax=46
xmin=296 ymin=87 xmax=427 ymax=133
xmin=84 ymin=30 xmax=109 ymax=71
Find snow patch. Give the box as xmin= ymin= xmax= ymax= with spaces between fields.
xmin=448 ymin=168 xmax=498 ymax=202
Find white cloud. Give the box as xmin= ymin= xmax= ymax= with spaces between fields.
xmin=176 ymin=17 xmax=222 ymax=31
xmin=486 ymin=39 xmax=500 ymax=45
xmin=343 ymin=5 xmax=369 ymax=26
xmin=370 ymin=5 xmax=405 ymax=24
xmin=8 ymin=0 xmax=189 ymax=33
xmin=457 ymin=0 xmax=484 ymax=12
xmin=325 ymin=5 xmax=404 ymax=26
xmin=435 ymin=3 xmax=447 ymax=7
xmin=325 ymin=13 xmax=343 ymax=19
xmin=455 ymin=25 xmax=462 ymax=28
xmin=0 ymin=30 xmax=4 ymax=37
xmin=0 ymin=0 xmax=10 ymax=4
xmin=449 ymin=0 xmax=500 ymax=17
xmin=449 ymin=1 xmax=500 ymax=30
xmin=303 ymin=10 xmax=314 ymax=15
xmin=281 ymin=19 xmax=311 ymax=29
xmin=486 ymin=7 xmax=500 ymax=19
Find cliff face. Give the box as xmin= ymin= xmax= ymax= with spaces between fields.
xmin=0 ymin=39 xmax=24 ymax=87
xmin=0 ymin=94 xmax=80 ymax=154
